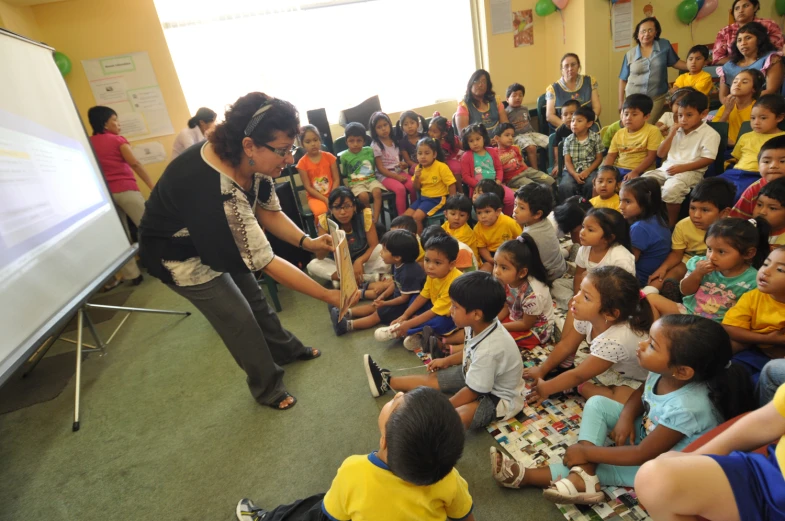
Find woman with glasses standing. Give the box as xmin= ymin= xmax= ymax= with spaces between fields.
xmin=455 ymin=69 xmax=509 ymax=135
xmin=545 ymin=53 xmax=602 ymax=130
xmin=619 ymin=17 xmax=687 ymax=124
xmin=139 ymin=92 xmax=339 ymax=411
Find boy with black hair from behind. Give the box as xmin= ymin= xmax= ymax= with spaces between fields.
xmin=236 ymin=386 xmax=474 ymax=521
xmin=364 ymin=271 xmax=525 ymax=430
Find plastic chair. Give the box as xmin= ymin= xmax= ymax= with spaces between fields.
xmin=258 ymin=273 xmax=282 ymax=312
xmin=737 ymin=121 xmax=752 ymax=141
xmin=536 ymin=94 xmax=548 ymax=135
xmin=333 ymin=134 xmax=372 ymax=155
xmin=338 ymin=95 xmax=382 ymax=128
xmin=707 ymin=121 xmax=729 ymax=177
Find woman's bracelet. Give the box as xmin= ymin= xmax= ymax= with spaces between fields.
xmin=298 ymin=234 xmax=309 ymax=250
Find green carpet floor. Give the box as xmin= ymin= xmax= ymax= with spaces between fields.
xmin=0 ymin=278 xmax=565 ymax=521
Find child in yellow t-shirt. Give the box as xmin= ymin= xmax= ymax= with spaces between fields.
xmin=405 ymin=137 xmax=457 ymax=234
xmin=722 ymin=247 xmax=785 ymax=376
xmin=473 ymin=193 xmax=523 ymax=272
xmin=671 ymin=45 xmax=713 ymax=96
xmin=646 ymin=177 xmax=735 ymax=294
xmin=442 ymin=194 xmax=480 ymax=261
xmin=721 ymin=95 xmax=785 ymax=198
xmin=375 ymin=235 xmax=463 ymax=349
xmin=589 ymin=166 xmax=621 ymax=211
xmin=713 ymin=69 xmax=762 ymax=146
xmin=237 ymin=387 xmax=473 ymax=521
xmin=604 ymin=94 xmax=664 ymax=182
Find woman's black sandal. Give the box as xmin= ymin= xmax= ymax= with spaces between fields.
xmin=296 ymin=348 xmax=321 ymax=360
xmin=269 ymin=392 xmax=297 ymax=410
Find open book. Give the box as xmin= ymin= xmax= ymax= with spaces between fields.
xmin=326 ymin=218 xmax=360 ymax=320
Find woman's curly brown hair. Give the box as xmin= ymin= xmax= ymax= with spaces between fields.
xmin=209 ymin=92 xmax=299 ymax=167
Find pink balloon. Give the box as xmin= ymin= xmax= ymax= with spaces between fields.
xmin=553 ymin=0 xmax=569 ymax=9
xmin=695 ymin=0 xmax=717 ymax=20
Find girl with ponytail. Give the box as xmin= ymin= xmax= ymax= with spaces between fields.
xmin=524 ymin=265 xmax=652 ymax=406
xmin=493 ymin=236 xmax=555 ymax=349
xmin=493 ymin=314 xmax=754 ymax=505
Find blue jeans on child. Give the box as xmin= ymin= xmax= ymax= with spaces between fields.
xmin=758 ymin=359 xmax=785 ymax=406
xmin=559 ymin=170 xmax=596 ymax=202
xmin=549 ymin=396 xmax=642 ymax=487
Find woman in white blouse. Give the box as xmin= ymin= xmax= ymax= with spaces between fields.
xmin=171 ymin=107 xmax=216 ymax=159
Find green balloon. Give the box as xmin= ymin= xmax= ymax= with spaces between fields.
xmin=777 ymin=0 xmax=785 ymax=16
xmin=676 ymin=0 xmax=699 ymax=24
xmin=535 ymin=0 xmax=557 ymax=17
xmin=54 ymin=51 xmax=71 ymax=76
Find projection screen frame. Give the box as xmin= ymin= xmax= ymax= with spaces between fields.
xmin=0 ymin=28 xmax=139 ymax=388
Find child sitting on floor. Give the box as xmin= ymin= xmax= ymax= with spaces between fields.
xmin=422 ymin=225 xmax=477 ymax=273
xmin=619 ymin=177 xmax=672 ymax=288
xmin=721 ymin=94 xmax=785 ymax=197
xmin=374 ymin=235 xmax=462 ymax=350
xmin=442 ymin=194 xmax=480 ymax=261
xmin=473 ymin=193 xmax=522 ymax=272
xmin=513 ymin=183 xmax=567 ymax=282
xmin=236 ymin=387 xmax=474 ymax=521
xmin=647 ymin=177 xmax=735 ymax=297
xmin=604 ymin=94 xmax=663 ymax=182
xmin=553 ymin=195 xmax=593 ymax=264
xmin=754 ymin=177 xmax=785 ymax=249
xmin=493 ymin=237 xmax=554 ymax=349
xmin=330 ymin=230 xmax=424 ymax=336
xmin=474 ymin=178 xmax=513 ymax=216
xmin=364 ymin=271 xmax=525 ymax=430
xmin=525 ymin=266 xmax=650 ymax=406
xmin=647 ymin=217 xmax=768 ymax=322
xmin=723 ymin=246 xmax=785 ymax=384
xmin=497 ymin=314 xmax=753 ymax=506
xmin=573 ymin=207 xmax=635 ymax=294
xmin=636 ymin=374 xmax=785 ymax=521
xmin=643 ymin=91 xmax=721 ymax=227
xmin=731 ymin=135 xmax=785 ymax=219
xmin=589 ymin=166 xmax=621 ymax=211
xmin=505 ymin=82 xmax=549 ymax=169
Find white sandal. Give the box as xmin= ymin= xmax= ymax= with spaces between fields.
xmin=542 ymin=466 xmax=606 ymax=505
xmin=490 ymin=447 xmax=526 ymax=489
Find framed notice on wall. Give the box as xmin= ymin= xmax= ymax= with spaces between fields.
xmin=82 ymin=52 xmax=174 ymax=141
xmin=612 ymin=0 xmax=634 ymax=51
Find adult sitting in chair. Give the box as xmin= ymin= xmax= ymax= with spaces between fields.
xmin=455 ymin=69 xmax=508 ymax=136
xmin=139 ymin=92 xmax=339 ymax=411
xmin=545 ymin=53 xmax=602 ymax=130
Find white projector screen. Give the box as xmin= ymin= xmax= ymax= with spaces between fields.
xmin=0 ymin=30 xmax=135 ymax=386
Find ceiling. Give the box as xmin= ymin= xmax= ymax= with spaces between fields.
xmin=2 ymin=0 xmax=66 ymax=6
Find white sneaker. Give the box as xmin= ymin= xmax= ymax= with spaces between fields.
xmin=403 ymin=334 xmax=423 ymax=351
xmin=374 ymin=324 xmax=399 ymax=342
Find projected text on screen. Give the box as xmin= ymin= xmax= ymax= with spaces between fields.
xmin=0 ymin=108 xmax=111 ymax=275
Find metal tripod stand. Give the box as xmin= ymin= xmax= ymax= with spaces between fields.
xmin=24 ymin=302 xmax=190 ymax=432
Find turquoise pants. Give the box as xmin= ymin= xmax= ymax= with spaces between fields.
xmin=548 ymin=395 xmax=642 ymax=487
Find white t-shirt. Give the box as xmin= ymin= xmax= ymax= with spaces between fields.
xmin=172 ymin=126 xmax=206 ymax=159
xmin=463 ymin=319 xmax=526 ymax=420
xmin=660 ymin=121 xmax=720 ymax=174
xmin=574 ymin=319 xmax=649 ymax=382
xmin=575 ymin=244 xmax=636 ymax=275
xmin=658 ymin=112 xmax=674 ymax=129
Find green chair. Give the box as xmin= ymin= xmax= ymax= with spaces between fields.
xmin=707 ymin=121 xmax=729 ymax=177
xmin=737 ymin=121 xmax=752 ymax=141
xmin=258 ymin=273 xmax=282 ymax=312
xmin=280 ymin=146 xmax=327 ymax=236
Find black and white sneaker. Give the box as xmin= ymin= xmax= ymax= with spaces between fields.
xmin=236 ymin=498 xmax=268 ymax=521
xmin=363 ymin=354 xmax=391 ymax=397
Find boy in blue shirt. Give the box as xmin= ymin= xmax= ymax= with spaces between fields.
xmin=330 ymin=230 xmax=425 ymax=335
xmin=236 ymin=387 xmax=474 ymax=521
